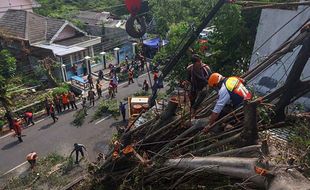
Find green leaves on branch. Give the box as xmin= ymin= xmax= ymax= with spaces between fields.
xmin=72 ymin=109 xmax=87 ymax=127
xmin=0 ymin=49 xmax=16 ymax=79
xmin=93 ymin=100 xmax=120 ymax=121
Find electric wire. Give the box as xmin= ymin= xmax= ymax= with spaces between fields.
xmin=252 ymin=6 xmax=309 ymax=55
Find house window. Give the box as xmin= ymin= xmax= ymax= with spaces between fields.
xmin=62 ymin=55 xmax=71 ymax=65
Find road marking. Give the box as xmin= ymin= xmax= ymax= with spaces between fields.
xmin=35 ymin=118 xmax=45 ymax=124
xmin=95 ymin=115 xmax=112 ymax=125
xmin=0 ymin=161 xmax=27 ymax=177
xmin=0 ymin=132 xmax=14 ymax=140
xmin=0 ymin=118 xmax=46 ymax=141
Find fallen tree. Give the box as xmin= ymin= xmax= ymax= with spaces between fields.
xmin=84 ymin=19 xmax=310 ymax=190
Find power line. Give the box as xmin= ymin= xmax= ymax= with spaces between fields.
xmin=252 ymin=6 xmax=309 ymax=54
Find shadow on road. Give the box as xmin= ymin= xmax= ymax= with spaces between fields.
xmin=1 ymin=140 xmax=21 ymax=150
xmin=39 ymin=122 xmax=55 ymax=130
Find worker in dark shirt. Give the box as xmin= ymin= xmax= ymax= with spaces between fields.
xmin=185 ymin=54 xmax=212 ymax=116
xmin=119 ymin=102 xmax=128 ymax=122
xmin=70 ymin=143 xmax=87 ymax=164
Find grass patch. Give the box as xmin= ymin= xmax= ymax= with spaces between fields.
xmin=3 ymin=153 xmax=76 ymax=190
xmin=92 ymin=100 xmax=120 ymax=121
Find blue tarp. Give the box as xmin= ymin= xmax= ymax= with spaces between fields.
xmin=143 ymin=38 xmax=169 ymax=48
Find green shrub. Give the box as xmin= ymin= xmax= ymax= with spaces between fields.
xmin=92 ymin=100 xmax=120 ymax=121
xmin=133 ymin=90 xmax=150 ymax=97
xmin=52 ymin=84 xmax=69 ymax=96
xmin=61 ymin=157 xmax=74 ymax=174
xmin=118 ymin=72 xmax=128 ymax=82
xmin=71 ymin=109 xmax=87 ymax=127
xmin=0 ymin=120 xmax=5 ymax=130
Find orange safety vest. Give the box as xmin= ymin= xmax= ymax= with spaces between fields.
xmin=224 ymin=77 xmax=252 ymax=107
xmin=26 ymin=152 xmax=37 ymax=161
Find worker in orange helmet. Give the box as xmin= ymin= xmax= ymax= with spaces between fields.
xmin=205 ymin=73 xmax=252 ymax=132
xmin=26 ymin=151 xmax=38 ymax=170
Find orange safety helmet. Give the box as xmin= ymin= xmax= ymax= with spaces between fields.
xmin=208 ymin=73 xmax=223 ymax=87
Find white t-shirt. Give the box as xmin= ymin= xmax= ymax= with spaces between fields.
xmin=212 ymin=83 xmax=231 ymax=114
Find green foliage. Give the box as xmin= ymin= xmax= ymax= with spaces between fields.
xmin=150 ymin=0 xmax=261 ymax=88
xmin=0 ymin=50 xmax=16 ymax=111
xmin=3 ymin=153 xmax=68 ymax=190
xmin=258 ymin=105 xmax=275 ymax=125
xmin=93 ymin=99 xmax=120 ymax=120
xmin=35 ymin=0 xmax=126 ymax=21
xmin=61 ymin=156 xmax=74 ymax=174
xmin=118 ymin=72 xmax=128 ymax=82
xmin=287 ymin=118 xmax=310 ymax=176
xmin=51 ymin=84 xmax=69 ymax=96
xmin=0 ymin=50 xmax=16 ymax=78
xmin=0 ymin=119 xmax=4 ymax=129
xmin=71 ymin=109 xmax=87 ymax=127
xmin=133 ymin=90 xmax=151 ymax=97
xmin=288 ymin=118 xmax=310 ymax=149
xmin=149 ymin=0 xmax=209 ymax=36
xmin=152 ymin=22 xmax=191 ymax=89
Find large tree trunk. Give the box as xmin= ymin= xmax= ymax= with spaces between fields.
xmin=274 ymin=34 xmax=310 ymax=121
xmin=165 ymin=157 xmax=265 ymax=187
xmin=165 ymin=157 xmax=310 ymax=190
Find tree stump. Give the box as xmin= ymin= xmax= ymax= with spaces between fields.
xmin=239 ymin=101 xmax=258 ymax=147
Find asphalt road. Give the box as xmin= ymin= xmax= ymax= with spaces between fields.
xmin=0 ymin=73 xmax=152 ymax=178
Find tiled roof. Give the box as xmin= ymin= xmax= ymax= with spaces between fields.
xmin=0 ymin=9 xmax=66 ymax=43
xmin=75 ymin=11 xmax=115 ymax=25
xmin=46 ymin=18 xmax=66 ymax=40
xmin=55 ymin=36 xmax=97 ymax=46
xmin=0 ymin=9 xmax=27 ymax=39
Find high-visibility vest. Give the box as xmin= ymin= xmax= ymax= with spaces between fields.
xmin=224 ymin=77 xmax=252 ymax=107
xmin=26 ymin=152 xmax=37 ymax=161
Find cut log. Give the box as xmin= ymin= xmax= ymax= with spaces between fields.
xmin=161 ymin=97 xmax=179 ymax=121
xmin=267 ymin=167 xmax=310 ymax=190
xmin=210 ymin=145 xmax=261 ymax=158
xmin=165 ymin=157 xmax=265 ymax=187
xmin=165 ymin=157 xmax=310 ymax=190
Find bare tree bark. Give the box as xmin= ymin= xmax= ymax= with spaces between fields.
xmin=165 ymin=157 xmax=310 ymax=190
xmin=239 ymin=101 xmax=258 ymax=147
xmin=210 ymin=145 xmax=261 ymax=157
xmin=165 ymin=157 xmax=265 ymax=187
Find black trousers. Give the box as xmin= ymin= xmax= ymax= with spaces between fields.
xmin=121 ymin=111 xmax=126 ymax=121
xmin=55 ymin=104 xmax=62 ymax=113
xmin=70 ymin=101 xmax=78 ymax=109
xmin=89 ymin=99 xmax=95 ymax=106
xmin=128 ymin=78 xmax=134 ymax=84
xmin=51 ymin=113 xmax=58 ymax=122
xmin=28 ymin=159 xmax=36 ymax=169
xmin=75 ymin=149 xmax=84 ymax=163
xmin=27 ymin=116 xmax=35 ymax=125
xmin=16 ymin=132 xmax=23 ymax=142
